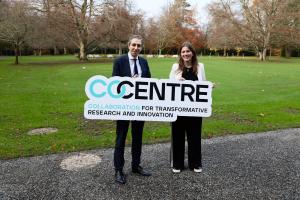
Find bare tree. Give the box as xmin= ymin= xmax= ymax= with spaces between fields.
xmin=62 ymin=0 xmax=97 ymax=60
xmin=272 ymin=0 xmax=300 ymax=57
xmin=28 ymin=0 xmax=75 ymax=55
xmin=157 ymin=9 xmax=179 ymax=54
xmin=0 ymin=1 xmax=30 ymax=64
xmin=32 ymin=0 xmax=99 ymax=60
xmin=207 ymin=7 xmax=240 ymax=56
xmin=208 ymin=0 xmax=289 ymax=61
xmin=143 ymin=18 xmax=160 ymax=54
xmin=94 ymin=0 xmax=143 ymax=54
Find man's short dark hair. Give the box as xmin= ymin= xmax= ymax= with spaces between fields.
xmin=128 ymin=34 xmax=143 ymax=46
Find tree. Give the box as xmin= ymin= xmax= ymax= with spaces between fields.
xmin=154 ymin=0 xmax=206 ymax=54
xmin=208 ymin=0 xmax=289 ymax=61
xmin=143 ymin=18 xmax=160 ymax=54
xmin=0 ymin=1 xmax=30 ymax=64
xmin=207 ymin=8 xmax=239 ymax=56
xmin=272 ymin=0 xmax=300 ymax=57
xmin=157 ymin=7 xmax=180 ymax=54
xmin=62 ymin=0 xmax=96 ymax=60
xmin=94 ymin=0 xmax=143 ymax=54
xmin=33 ymin=0 xmax=98 ymax=60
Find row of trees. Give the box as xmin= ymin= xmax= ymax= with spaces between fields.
xmin=0 ymin=0 xmax=299 ymax=63
xmin=207 ymin=0 xmax=300 ymax=60
xmin=0 ymin=0 xmax=206 ymax=64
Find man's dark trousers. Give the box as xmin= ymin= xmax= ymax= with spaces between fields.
xmin=114 ymin=120 xmax=145 ymax=170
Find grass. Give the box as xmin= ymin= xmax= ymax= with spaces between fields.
xmin=0 ymin=55 xmax=300 ymax=159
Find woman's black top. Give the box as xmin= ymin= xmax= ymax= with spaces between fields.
xmin=182 ymin=67 xmax=198 ymax=81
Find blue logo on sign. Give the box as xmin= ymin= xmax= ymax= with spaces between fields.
xmin=89 ymin=78 xmax=126 ymax=99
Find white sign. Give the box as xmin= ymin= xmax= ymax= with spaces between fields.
xmin=84 ymin=75 xmax=213 ymax=122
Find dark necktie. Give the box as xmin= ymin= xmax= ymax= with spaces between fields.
xmin=133 ymin=59 xmax=138 ymax=76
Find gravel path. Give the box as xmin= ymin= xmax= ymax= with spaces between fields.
xmin=1 ymin=128 xmax=299 ymax=200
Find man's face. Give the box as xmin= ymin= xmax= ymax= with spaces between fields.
xmin=128 ymin=38 xmax=142 ymax=58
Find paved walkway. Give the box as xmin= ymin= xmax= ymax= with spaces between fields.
xmin=1 ymin=128 xmax=299 ymax=200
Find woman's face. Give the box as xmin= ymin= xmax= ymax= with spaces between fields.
xmin=181 ymin=46 xmax=193 ymax=62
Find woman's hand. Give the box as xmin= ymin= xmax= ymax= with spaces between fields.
xmin=212 ymin=82 xmax=216 ymax=88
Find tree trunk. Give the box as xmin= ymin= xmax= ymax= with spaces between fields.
xmin=118 ymin=43 xmax=122 ymax=55
xmin=223 ymin=48 xmax=227 ymax=56
xmin=53 ymin=46 xmax=59 ymax=55
xmin=259 ymin=48 xmax=267 ymax=61
xmin=14 ymin=47 xmax=19 ymax=65
xmin=263 ymin=48 xmax=267 ymax=60
xmin=39 ymin=49 xmax=42 ymax=56
xmin=64 ymin=47 xmax=67 ymax=55
xmin=285 ymin=46 xmax=291 ymax=58
xmin=79 ymin=40 xmax=87 ymax=61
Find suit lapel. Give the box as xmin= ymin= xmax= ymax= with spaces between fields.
xmin=138 ymin=59 xmax=145 ymax=77
xmin=124 ymin=55 xmax=132 ymax=77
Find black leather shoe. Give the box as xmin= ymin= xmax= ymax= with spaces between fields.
xmin=132 ymin=166 xmax=151 ymax=176
xmin=115 ymin=170 xmax=126 ymax=184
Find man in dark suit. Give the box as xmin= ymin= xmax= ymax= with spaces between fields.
xmin=112 ymin=35 xmax=151 ymax=184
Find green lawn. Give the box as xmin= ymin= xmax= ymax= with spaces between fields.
xmin=1 ymin=55 xmax=300 ymax=159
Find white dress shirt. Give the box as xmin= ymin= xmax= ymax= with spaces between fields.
xmin=128 ymin=53 xmax=142 ymax=77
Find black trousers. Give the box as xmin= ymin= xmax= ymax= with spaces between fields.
xmin=171 ymin=116 xmax=202 ymax=170
xmin=114 ymin=120 xmax=145 ymax=171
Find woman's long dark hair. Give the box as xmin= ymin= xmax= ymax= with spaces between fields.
xmin=178 ymin=41 xmax=198 ymax=75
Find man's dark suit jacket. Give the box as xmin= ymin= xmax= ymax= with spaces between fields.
xmin=112 ymin=54 xmax=151 ymax=78
xmin=112 ymin=54 xmax=151 ymax=170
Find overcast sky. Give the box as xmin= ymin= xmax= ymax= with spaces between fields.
xmin=134 ymin=0 xmax=213 ymax=24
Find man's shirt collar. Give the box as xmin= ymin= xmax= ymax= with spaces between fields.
xmin=128 ymin=52 xmax=139 ymax=60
